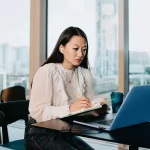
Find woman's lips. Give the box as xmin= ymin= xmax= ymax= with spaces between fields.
xmin=75 ymin=59 xmax=81 ymax=62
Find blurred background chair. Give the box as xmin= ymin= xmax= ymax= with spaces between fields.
xmin=0 ymin=85 xmax=26 ymax=103
xmin=0 ymin=100 xmax=29 ymax=150
xmin=0 ymin=111 xmax=5 ymax=144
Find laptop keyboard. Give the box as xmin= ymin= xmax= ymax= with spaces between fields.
xmin=96 ymin=119 xmax=113 ymax=126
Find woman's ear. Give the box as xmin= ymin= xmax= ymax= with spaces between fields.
xmin=59 ymin=45 xmax=64 ymax=54
xmin=60 ymin=48 xmax=64 ymax=54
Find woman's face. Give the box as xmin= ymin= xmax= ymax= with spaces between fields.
xmin=60 ymin=36 xmax=87 ymax=69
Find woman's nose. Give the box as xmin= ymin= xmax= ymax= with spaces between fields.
xmin=77 ymin=49 xmax=83 ymax=57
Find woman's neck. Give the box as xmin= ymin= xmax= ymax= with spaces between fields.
xmin=61 ymin=62 xmax=74 ymax=70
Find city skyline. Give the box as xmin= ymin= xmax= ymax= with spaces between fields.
xmin=0 ymin=0 xmax=150 ymax=52
xmin=0 ymin=0 xmax=150 ymax=96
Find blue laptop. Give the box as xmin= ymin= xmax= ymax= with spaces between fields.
xmin=73 ymin=85 xmax=150 ymax=131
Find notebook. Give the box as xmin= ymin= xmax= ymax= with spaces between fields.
xmin=72 ymin=85 xmax=150 ymax=131
xmin=60 ymin=98 xmax=108 ymax=118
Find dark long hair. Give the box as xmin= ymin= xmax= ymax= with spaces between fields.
xmin=42 ymin=26 xmax=89 ymax=69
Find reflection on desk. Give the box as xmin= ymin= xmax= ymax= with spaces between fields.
xmin=32 ymin=119 xmax=71 ymax=132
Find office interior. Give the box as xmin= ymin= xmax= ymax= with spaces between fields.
xmin=0 ymin=0 xmax=150 ymax=149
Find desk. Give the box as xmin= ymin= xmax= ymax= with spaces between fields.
xmin=32 ymin=118 xmax=150 ymax=150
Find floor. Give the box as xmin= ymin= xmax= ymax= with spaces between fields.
xmin=7 ymin=120 xmax=149 ymax=150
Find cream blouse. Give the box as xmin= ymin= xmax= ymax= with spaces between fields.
xmin=29 ymin=63 xmax=95 ymax=122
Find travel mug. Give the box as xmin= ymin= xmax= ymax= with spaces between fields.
xmin=110 ymin=91 xmax=124 ymax=113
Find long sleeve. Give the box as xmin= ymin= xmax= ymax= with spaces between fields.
xmin=29 ymin=66 xmax=70 ymax=122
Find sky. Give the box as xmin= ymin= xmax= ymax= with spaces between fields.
xmin=0 ymin=0 xmax=30 ymax=47
xmin=0 ymin=0 xmax=150 ymax=53
xmin=129 ymin=0 xmax=150 ymax=52
xmin=48 ymin=0 xmax=96 ymax=66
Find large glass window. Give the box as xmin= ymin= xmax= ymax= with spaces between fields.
xmin=0 ymin=0 xmax=30 ymax=98
xmin=129 ymin=0 xmax=150 ymax=89
xmin=48 ymin=0 xmax=118 ymax=99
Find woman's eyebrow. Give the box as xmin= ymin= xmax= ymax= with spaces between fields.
xmin=73 ymin=44 xmax=87 ymax=47
xmin=73 ymin=44 xmax=79 ymax=46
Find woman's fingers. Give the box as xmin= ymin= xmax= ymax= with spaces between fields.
xmin=70 ymin=97 xmax=92 ymax=112
xmin=80 ymin=101 xmax=91 ymax=107
xmin=78 ymin=99 xmax=91 ymax=108
xmin=79 ymin=103 xmax=91 ymax=108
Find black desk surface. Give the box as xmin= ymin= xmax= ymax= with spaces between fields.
xmin=32 ymin=116 xmax=150 ymax=150
xmin=71 ymin=123 xmax=150 ymax=149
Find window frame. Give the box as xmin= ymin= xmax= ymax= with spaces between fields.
xmin=30 ymin=0 xmax=129 ymax=96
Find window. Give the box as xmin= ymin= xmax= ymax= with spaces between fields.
xmin=0 ymin=0 xmax=30 ymax=98
xmin=129 ymin=0 xmax=150 ymax=89
xmin=48 ymin=0 xmax=118 ymax=99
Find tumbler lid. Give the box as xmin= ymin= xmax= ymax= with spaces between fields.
xmin=110 ymin=91 xmax=124 ymax=96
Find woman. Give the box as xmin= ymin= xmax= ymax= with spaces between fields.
xmin=24 ymin=26 xmax=101 ymax=150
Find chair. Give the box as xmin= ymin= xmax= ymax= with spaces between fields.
xmin=0 ymin=100 xmax=29 ymax=150
xmin=0 ymin=85 xmax=26 ymax=102
xmin=0 ymin=111 xmax=5 ymax=144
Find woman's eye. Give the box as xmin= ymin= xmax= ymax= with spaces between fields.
xmin=73 ymin=48 xmax=78 ymax=51
xmin=83 ymin=49 xmax=87 ymax=52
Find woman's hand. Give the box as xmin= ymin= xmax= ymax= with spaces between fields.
xmin=69 ymin=96 xmax=91 ymax=112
